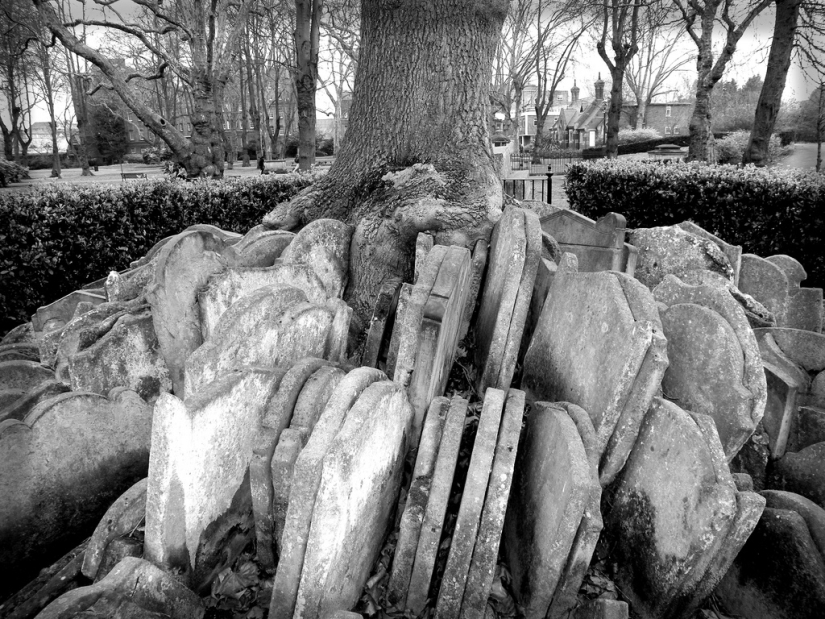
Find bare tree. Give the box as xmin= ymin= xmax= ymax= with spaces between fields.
xmin=293 ymin=0 xmax=322 ymax=171
xmin=673 ymin=0 xmax=773 ymax=162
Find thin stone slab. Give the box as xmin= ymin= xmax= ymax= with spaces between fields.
xmin=0 ymin=360 xmax=55 ymax=392
xmin=607 ymin=397 xmax=757 ymax=619
xmin=461 ymin=389 xmax=526 ymax=619
xmin=386 ymin=283 xmax=413 ymax=380
xmin=324 ymin=298 xmax=351 ymax=364
xmin=271 ymin=427 xmax=309 ymax=560
xmin=67 ymin=309 xmax=171 ymax=403
xmin=295 ymin=381 xmax=413 ymax=619
xmin=762 ymin=363 xmax=803 ymax=459
xmin=144 ymin=368 xmax=282 ymax=588
xmin=754 ymin=328 xmax=825 ymax=373
xmin=677 ymin=221 xmax=743 ymax=286
xmin=269 ymin=367 xmax=387 ymax=619
xmin=225 ymin=228 xmax=295 ymax=268
xmin=739 ymin=254 xmax=791 ymax=324
xmin=2 ymin=322 xmax=33 ymax=345
xmin=459 ymin=239 xmax=489 ymax=341
xmin=198 ymin=264 xmax=326 ymax=341
xmin=654 ymin=275 xmax=767 ymax=460
xmin=789 ymin=405 xmax=825 ymax=452
xmin=770 ymin=442 xmax=825 ymax=508
xmin=147 ymin=229 xmax=228 ymax=394
xmin=393 ymin=245 xmax=447 ymax=389
xmin=362 ymin=278 xmax=402 ymax=368
xmin=435 ymin=389 xmax=506 ymax=619
xmin=185 ymin=300 xmax=332 ymax=396
xmin=762 ymin=490 xmax=825 ymax=558
xmin=522 ymin=258 xmax=558 ymax=358
xmin=82 ymin=478 xmax=148 ymax=581
xmin=387 ymin=397 xmax=449 ymax=607
xmin=291 ymin=365 xmax=346 ymax=432
xmin=502 ymin=401 xmax=593 ymax=619
xmin=0 ymin=380 xmax=69 ymax=423
xmin=0 ymin=389 xmax=151 ymax=588
xmin=768 ymin=254 xmax=808 ymax=290
xmin=414 ymin=233 xmax=434 ymax=283
xmin=409 ymin=246 xmax=472 ymax=439
xmin=0 ymin=342 xmax=39 ymax=362
xmin=279 ymin=219 xmax=352 ymax=299
xmin=786 ymin=287 xmax=824 ymax=332
xmin=755 ymin=331 xmax=811 ymax=390
xmin=475 ymin=206 xmax=527 ymax=394
xmin=32 ymin=290 xmax=107 ymax=333
xmin=541 ymin=210 xmax=636 ymax=275
xmin=522 ymin=259 xmax=660 ymax=474
xmin=406 ymin=396 xmax=468 ymax=615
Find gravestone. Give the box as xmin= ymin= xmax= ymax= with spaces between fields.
xmin=323 ymin=298 xmax=351 ymax=364
xmin=225 ymin=227 xmax=295 ymax=268
xmin=32 ymin=289 xmax=107 ymax=333
xmin=653 ymin=275 xmax=767 ymax=460
xmin=270 ymin=427 xmax=309 ymax=560
xmin=754 ymin=327 xmax=825 ymax=373
xmin=502 ymin=401 xmax=594 ymax=619
xmin=406 ymin=396 xmax=468 ymax=615
xmin=458 ymin=239 xmax=489 ymax=341
xmin=147 ymin=229 xmax=228 ymax=394
xmin=767 ymin=255 xmax=823 ymax=333
xmin=677 ymin=221 xmax=742 ymax=286
xmin=762 ymin=363 xmax=804 ymax=459
xmin=0 ymin=360 xmax=55 ymax=392
xmin=198 ymin=264 xmax=326 ymax=341
xmin=386 ymin=283 xmax=413 ymax=380
xmin=522 ymin=256 xmax=667 ymax=485
xmin=789 ymin=405 xmax=825 ymax=453
xmin=540 ymin=209 xmax=636 ymax=275
xmin=0 ymin=342 xmax=38 ymax=362
xmin=294 ymin=381 xmax=413 ymax=619
xmin=0 ymin=379 xmax=69 ymax=423
xmin=67 ymin=308 xmax=171 ymax=403
xmin=144 ymin=367 xmax=282 ymax=588
xmin=279 ymin=219 xmax=352 ymax=299
xmin=362 ymin=278 xmax=402 ymax=369
xmin=607 ymin=397 xmax=764 ymax=619
xmin=770 ymin=442 xmax=825 ymax=509
xmin=414 ymin=233 xmax=434 ymax=284
xmin=739 ymin=254 xmax=790 ymax=325
xmin=0 ymin=389 xmax=152 ymax=591
xmin=270 ymin=367 xmax=386 ymax=619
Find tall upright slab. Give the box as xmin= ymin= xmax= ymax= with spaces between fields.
xmin=294 ymin=381 xmax=413 ymax=619
xmin=540 ymin=210 xmax=636 ymax=275
xmin=278 ymin=219 xmax=352 ymax=300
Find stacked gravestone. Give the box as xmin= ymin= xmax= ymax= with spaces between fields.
xmin=475 ymin=205 xmax=541 ymax=393
xmin=522 ymin=253 xmax=668 ymax=486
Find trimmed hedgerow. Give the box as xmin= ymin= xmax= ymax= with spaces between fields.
xmin=0 ymin=174 xmax=313 ymax=333
xmin=566 ymin=159 xmax=825 ymax=287
xmin=0 ymin=159 xmax=30 ymax=186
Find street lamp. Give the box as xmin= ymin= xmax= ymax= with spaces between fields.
xmin=602 ymin=101 xmax=607 ymax=147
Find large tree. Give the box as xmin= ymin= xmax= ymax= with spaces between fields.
xmin=264 ymin=0 xmax=508 ymax=327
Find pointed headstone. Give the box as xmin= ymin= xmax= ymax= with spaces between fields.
xmin=362 ymin=278 xmax=402 ymax=369
xmin=541 ymin=210 xmax=636 ymax=275
xmin=0 ymin=360 xmax=55 ymax=392
xmin=226 ymin=227 xmax=295 ymax=268
xmin=279 ymin=219 xmax=352 ymax=299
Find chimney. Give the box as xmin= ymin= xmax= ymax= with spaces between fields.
xmin=570 ymin=80 xmax=579 ymax=104
xmin=595 ymin=73 xmax=605 ymax=101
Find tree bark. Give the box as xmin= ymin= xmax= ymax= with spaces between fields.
xmin=265 ymin=0 xmax=507 ymax=327
xmin=243 ymin=41 xmax=263 ymax=162
xmin=294 ymin=0 xmax=322 ymax=171
xmin=239 ymin=55 xmax=251 ymax=167
xmin=743 ymin=0 xmax=801 ymax=166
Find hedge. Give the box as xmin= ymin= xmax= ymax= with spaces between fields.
xmin=566 ymin=159 xmax=825 ymax=287
xmin=0 ymin=174 xmax=313 ymax=334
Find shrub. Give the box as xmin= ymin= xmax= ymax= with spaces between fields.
xmin=716 ymin=130 xmax=793 ymax=164
xmin=122 ymin=154 xmax=146 ymax=164
xmin=566 ymin=159 xmax=825 ymax=287
xmin=0 ymin=174 xmax=313 ymax=333
xmin=616 ymin=135 xmax=692 ymax=155
xmin=141 ymin=146 xmax=172 ymax=164
xmin=0 ymin=159 xmax=30 ymax=186
xmin=618 ymin=127 xmax=661 ymax=144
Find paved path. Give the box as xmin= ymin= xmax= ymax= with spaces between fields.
xmin=773 ymin=142 xmax=821 ymax=171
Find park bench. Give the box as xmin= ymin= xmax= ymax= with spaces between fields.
xmin=121 ymin=172 xmax=148 ymax=180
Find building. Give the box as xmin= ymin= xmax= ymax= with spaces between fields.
xmin=621 ymin=101 xmax=693 ymax=137
xmin=555 ymin=77 xmax=608 ymax=149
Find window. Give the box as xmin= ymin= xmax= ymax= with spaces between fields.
xmin=129 ymin=131 xmax=135 ymax=142
xmin=665 ymin=126 xmax=672 ymax=135
xmin=557 ymin=94 xmax=563 ymax=100
xmin=666 ymin=106 xmax=672 ymax=117
xmin=674 ymin=126 xmax=681 ymax=134
xmin=532 ymin=119 xmax=537 ymax=127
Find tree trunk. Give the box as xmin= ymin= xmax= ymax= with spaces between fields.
xmin=605 ymin=67 xmax=624 ymax=157
xmin=743 ymin=0 xmax=801 ymax=166
xmin=70 ymin=74 xmax=94 ymax=176
xmin=264 ymin=0 xmax=507 ymax=328
xmin=0 ymin=119 xmax=13 ymax=161
xmin=243 ymin=42 xmax=263 ymax=162
xmin=239 ymin=56 xmax=251 ymax=167
xmin=637 ymin=97 xmax=647 ymax=130
xmin=818 ymin=83 xmax=824 ymax=173
xmin=294 ymin=0 xmax=322 ymax=171
xmin=41 ymin=50 xmax=62 ymax=178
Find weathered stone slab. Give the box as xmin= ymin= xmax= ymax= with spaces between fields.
xmin=362 ymin=278 xmax=402 ymax=369
xmin=541 ymin=210 xmax=636 ymax=275
xmin=406 ymin=396 xmax=468 ymax=615
xmin=0 ymin=360 xmax=55 ymax=392
xmin=409 ymin=246 xmax=472 ymax=439
xmin=629 ymin=226 xmax=734 ymax=289
xmin=1 ymin=322 xmax=33 ymax=345
xmin=291 ymin=365 xmax=346 ymax=432
xmin=768 ymin=254 xmax=808 ymax=290
xmin=762 ymin=363 xmax=803 ymax=459
xmin=522 ymin=259 xmax=661 ymax=475
xmin=184 ymin=223 xmax=242 ymax=244
xmin=0 ymin=389 xmax=151 ymax=590
xmin=271 ymin=427 xmax=309 ymax=560
xmin=502 ymin=401 xmax=593 ymax=619
xmin=755 ymin=330 xmax=811 ymax=389
xmin=324 ymin=298 xmax=351 ymax=364
xmin=770 ymin=442 xmax=825 ymax=509
xmin=279 ymin=219 xmax=352 ymax=299
xmin=607 ymin=397 xmax=755 ymax=619
xmin=435 ymin=389 xmax=505 ymax=619
xmin=654 ymin=275 xmax=767 ymax=460
xmin=37 ymin=557 xmax=204 ymax=619
xmin=415 ymin=233 xmax=434 ymax=283
xmin=739 ymin=253 xmax=790 ymax=323
xmin=105 ymin=261 xmax=154 ymax=303
xmin=144 ymin=368 xmax=282 ymax=588
xmin=0 ymin=342 xmax=38 ymax=362
xmin=147 ymin=229 xmax=228 ymax=394
xmin=392 ymin=245 xmax=447 ymax=389
xmin=572 ymin=599 xmax=629 ymax=619
xmin=295 ymin=381 xmax=413 ymax=619
xmin=386 ymin=283 xmax=413 ymax=380
xmin=82 ymin=478 xmax=148 ymax=581
xmin=754 ymin=327 xmax=825 ymax=373
xmin=762 ymin=490 xmax=825 ymax=559
xmin=32 ymin=290 xmax=107 ymax=333
xmin=185 ymin=300 xmax=332 ymax=396
xmin=67 ymin=309 xmax=171 ymax=403
xmin=716 ymin=507 xmax=825 ymax=619
xmin=475 ymin=206 xmax=527 ymax=394
xmin=226 ymin=227 xmax=295 ymax=267
xmin=269 ymin=367 xmax=386 ymax=619
xmin=787 ymin=287 xmax=824 ymax=332
xmin=198 ymin=264 xmax=326 ymax=341
xmin=461 ymin=389 xmax=526 ymax=619
xmin=521 ymin=257 xmax=557 ymax=359
xmin=677 ymin=221 xmax=742 ymax=286
xmin=458 ymin=239 xmax=489 ymax=342
xmin=387 ymin=397 xmax=449 ymax=607
xmin=789 ymin=405 xmax=825 ymax=452
xmin=0 ymin=380 xmax=70 ymax=424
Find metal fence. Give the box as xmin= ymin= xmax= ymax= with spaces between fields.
xmin=503 ymin=176 xmax=552 ymax=203
xmin=509 ymin=153 xmax=583 ymax=174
